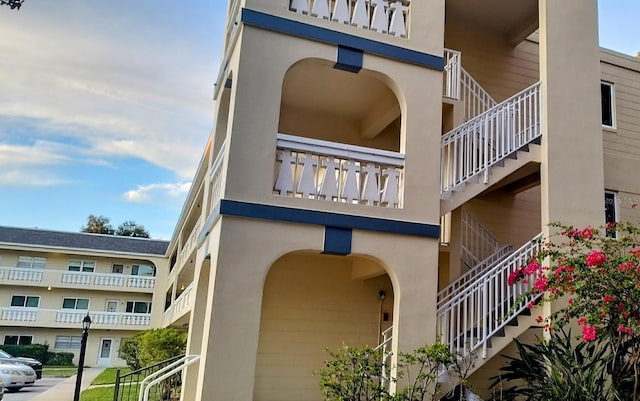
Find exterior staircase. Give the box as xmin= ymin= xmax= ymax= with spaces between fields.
xmin=437 ymin=51 xmax=545 ymax=382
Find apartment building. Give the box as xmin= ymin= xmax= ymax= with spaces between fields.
xmin=0 ymin=226 xmax=169 ymax=367
xmin=153 ymin=1 xmax=640 ymax=400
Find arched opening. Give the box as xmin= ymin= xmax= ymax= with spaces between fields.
xmin=253 ymin=251 xmax=394 ymax=401
xmin=279 ymin=59 xmax=402 ymax=152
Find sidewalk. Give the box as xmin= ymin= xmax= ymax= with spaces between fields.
xmin=31 ymin=367 xmax=105 ymax=401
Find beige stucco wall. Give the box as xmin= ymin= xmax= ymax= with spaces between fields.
xmin=254 ymin=253 xmax=393 ymax=401
xmin=222 ymin=25 xmax=444 ymax=226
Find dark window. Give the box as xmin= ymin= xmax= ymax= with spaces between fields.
xmin=605 ymin=191 xmax=617 ymax=238
xmin=4 ymin=335 xmax=32 ymax=345
xmin=10 ymin=295 xmax=39 ymax=308
xmin=126 ymin=301 xmax=151 ymax=314
xmin=601 ymin=82 xmax=615 ymax=128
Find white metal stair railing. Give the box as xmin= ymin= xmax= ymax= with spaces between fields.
xmin=375 ymin=326 xmax=393 ymax=391
xmin=437 ymin=244 xmax=513 ymax=310
xmin=440 ymin=81 xmax=542 ymax=196
xmin=460 ymin=209 xmax=504 ymax=268
xmin=436 ymin=233 xmax=544 ymax=359
xmin=459 ymin=67 xmax=496 ymax=121
xmin=138 ymin=354 xmax=200 ymax=401
xmin=442 ymin=49 xmax=496 ymax=121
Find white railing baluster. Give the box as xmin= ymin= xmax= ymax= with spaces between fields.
xmin=274 ymin=134 xmax=405 ymax=208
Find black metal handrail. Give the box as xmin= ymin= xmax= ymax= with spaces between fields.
xmin=113 ymin=355 xmax=184 ymax=401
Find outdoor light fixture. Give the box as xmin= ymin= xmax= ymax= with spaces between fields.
xmin=379 ymin=290 xmax=386 ymax=300
xmin=73 ymin=314 xmax=92 ymax=401
xmin=0 ymin=0 xmax=25 ymax=9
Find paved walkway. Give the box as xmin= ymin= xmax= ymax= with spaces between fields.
xmin=30 ymin=367 xmax=105 ymax=401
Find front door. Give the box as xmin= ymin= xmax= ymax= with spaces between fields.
xmin=97 ymin=338 xmax=113 ymax=366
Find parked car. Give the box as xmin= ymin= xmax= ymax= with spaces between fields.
xmin=0 ymin=350 xmax=42 ymax=379
xmin=0 ymin=363 xmax=36 ymax=392
xmin=0 ymin=377 xmax=4 ymax=399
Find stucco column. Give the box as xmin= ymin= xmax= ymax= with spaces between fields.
xmin=538 ymin=0 xmax=604 ymax=329
xmin=539 ymin=0 xmax=604 ymax=230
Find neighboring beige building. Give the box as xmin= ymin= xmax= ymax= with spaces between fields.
xmin=0 ymin=226 xmax=169 ymax=367
xmin=158 ymin=1 xmax=640 ymax=400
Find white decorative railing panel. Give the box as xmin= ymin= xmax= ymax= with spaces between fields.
xmin=209 ymin=144 xmax=226 ymax=212
xmin=290 ymin=0 xmax=411 ymax=38
xmin=163 ymin=283 xmax=195 ymax=326
xmin=436 ymin=233 xmax=543 ymax=358
xmin=179 ymin=216 xmax=203 ymax=267
xmin=441 ymin=82 xmax=541 ymax=195
xmin=274 ymin=134 xmax=405 ymax=208
xmin=1 ymin=308 xmax=37 ymax=322
xmin=3 ymin=268 xmax=43 ymax=282
xmin=459 ymin=67 xmax=497 ymax=121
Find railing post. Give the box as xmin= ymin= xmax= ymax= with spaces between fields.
xmin=113 ymin=369 xmax=121 ymax=401
xmin=482 ymin=280 xmax=489 ymax=359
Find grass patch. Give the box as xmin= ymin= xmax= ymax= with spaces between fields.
xmin=43 ymin=367 xmax=78 ymax=377
xmin=91 ymin=367 xmax=132 ymax=385
xmin=80 ymin=385 xmax=115 ymax=401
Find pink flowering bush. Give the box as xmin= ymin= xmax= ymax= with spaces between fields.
xmin=508 ymin=221 xmax=640 ymax=400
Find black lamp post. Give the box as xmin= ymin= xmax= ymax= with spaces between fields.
xmin=73 ymin=314 xmax=92 ymax=401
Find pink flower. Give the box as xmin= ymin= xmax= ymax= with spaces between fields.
xmin=586 ymin=250 xmax=606 ymax=267
xmin=507 ymin=270 xmax=521 ymax=286
xmin=630 ymin=249 xmax=640 ymax=257
xmin=577 ymin=316 xmax=587 ymax=326
xmin=617 ymin=325 xmax=633 ymax=336
xmin=603 ymin=295 xmax=615 ymax=303
xmin=582 ymin=325 xmax=597 ymax=342
xmin=536 ymin=316 xmax=543 ymax=323
xmin=524 ymin=261 xmax=541 ymax=275
xmin=568 ymin=298 xmax=574 ymax=305
xmin=619 ymin=262 xmax=634 ymax=272
xmin=534 ymin=277 xmax=549 ymax=292
xmin=580 ymin=227 xmax=595 ymax=239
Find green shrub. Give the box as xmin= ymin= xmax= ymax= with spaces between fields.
xmin=119 ymin=328 xmax=186 ymax=370
xmin=46 ymin=352 xmax=74 ymax=366
xmin=0 ymin=344 xmax=48 ymax=362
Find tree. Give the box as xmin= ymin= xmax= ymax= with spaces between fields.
xmin=508 ymin=221 xmax=640 ymax=399
xmin=116 ymin=220 xmax=150 ymax=238
xmin=0 ymin=0 xmax=25 ymax=9
xmin=81 ymin=215 xmax=115 ymax=235
xmin=119 ymin=328 xmax=187 ymax=370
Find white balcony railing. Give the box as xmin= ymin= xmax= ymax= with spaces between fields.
xmin=0 ymin=308 xmax=152 ymax=328
xmin=274 ymin=134 xmax=405 ymax=208
xmin=441 ymin=82 xmax=541 ymax=195
xmin=179 ymin=217 xmax=203 ymax=268
xmin=461 ymin=209 xmax=504 ymax=268
xmin=290 ymin=0 xmax=411 ymax=38
xmin=163 ymin=283 xmax=194 ymax=326
xmin=209 ymin=143 xmax=226 ymax=212
xmin=0 ymin=267 xmax=156 ymax=291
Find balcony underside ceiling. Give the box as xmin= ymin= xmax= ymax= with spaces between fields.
xmin=446 ymin=0 xmax=539 ymax=45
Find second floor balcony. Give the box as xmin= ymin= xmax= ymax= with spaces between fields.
xmin=0 ymin=267 xmax=155 ymax=292
xmin=0 ymin=307 xmax=152 ymax=329
xmin=162 ymin=282 xmax=194 ymax=327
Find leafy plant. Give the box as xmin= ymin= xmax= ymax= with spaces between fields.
xmin=489 ymin=329 xmax=613 ymax=401
xmin=394 ymin=342 xmax=455 ymax=401
xmin=119 ymin=328 xmax=186 ymax=370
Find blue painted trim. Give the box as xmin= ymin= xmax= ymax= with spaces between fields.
xmin=240 ymin=9 xmax=443 ymax=71
xmin=335 ymin=46 xmax=363 ymax=73
xmin=324 ymin=227 xmax=353 ymax=255
xmin=219 ymin=200 xmax=440 ymax=238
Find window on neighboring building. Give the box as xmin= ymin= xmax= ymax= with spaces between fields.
xmin=605 ymin=191 xmax=618 ymax=238
xmin=126 ymin=301 xmax=152 ymax=314
xmin=68 ymin=260 xmax=95 ymax=273
xmin=62 ymin=298 xmax=90 ymax=310
xmin=111 ymin=264 xmax=124 ymax=274
xmin=17 ymin=256 xmax=46 ymax=269
xmin=4 ymin=335 xmax=33 ymax=346
xmin=131 ymin=264 xmax=155 ymax=277
xmin=10 ymin=295 xmax=40 ymax=308
xmin=54 ymin=335 xmax=82 ymax=349
xmin=601 ymin=82 xmax=616 ymax=129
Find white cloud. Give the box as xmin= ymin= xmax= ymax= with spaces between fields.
xmin=122 ymin=182 xmax=192 ymax=204
xmin=0 ymin=2 xmax=221 ymax=180
xmin=0 ymin=170 xmax=73 ymax=187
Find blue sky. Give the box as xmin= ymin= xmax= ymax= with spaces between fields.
xmin=0 ymin=1 xmax=638 ymax=240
